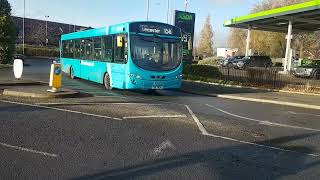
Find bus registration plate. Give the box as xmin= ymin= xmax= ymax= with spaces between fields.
xmin=152 ymin=83 xmax=164 ymax=90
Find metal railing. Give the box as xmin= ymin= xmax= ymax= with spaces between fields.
xmin=218 ymin=67 xmax=320 ymax=93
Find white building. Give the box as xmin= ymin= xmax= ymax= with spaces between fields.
xmin=217 ymin=48 xmax=238 ymax=58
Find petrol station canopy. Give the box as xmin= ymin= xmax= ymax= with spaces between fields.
xmin=224 ymin=0 xmax=320 ymax=33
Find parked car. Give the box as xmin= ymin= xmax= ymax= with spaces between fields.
xmin=220 ymin=56 xmax=245 ymax=67
xmin=293 ymin=60 xmax=320 ymax=79
xmin=233 ymin=56 xmax=273 ymax=69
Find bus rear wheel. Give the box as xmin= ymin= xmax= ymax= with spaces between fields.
xmin=104 ymin=73 xmax=112 ymax=90
xmin=70 ymin=67 xmax=75 ymax=79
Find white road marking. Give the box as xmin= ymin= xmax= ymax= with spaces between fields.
xmin=203 ymin=133 xmax=319 ymax=157
xmin=217 ymin=94 xmax=320 ymax=110
xmin=151 ymin=140 xmax=176 ymax=156
xmin=206 ymin=104 xmax=320 ymax=132
xmin=123 ymin=115 xmax=187 ymax=119
xmin=288 ymin=111 xmax=320 ymax=117
xmin=0 ymin=142 xmax=58 ymax=158
xmin=108 ymin=103 xmax=163 ymax=106
xmin=36 ymin=102 xmax=163 ymax=106
xmin=185 ymin=104 xmax=319 ymax=157
xmin=0 ymin=100 xmax=122 ymax=121
xmin=185 ymin=105 xmax=208 ymax=135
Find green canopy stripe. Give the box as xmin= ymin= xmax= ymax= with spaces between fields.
xmin=224 ymin=0 xmax=320 ymax=26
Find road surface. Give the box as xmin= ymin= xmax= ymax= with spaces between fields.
xmin=0 ymin=58 xmax=320 ymax=179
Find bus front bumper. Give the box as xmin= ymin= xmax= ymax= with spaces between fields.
xmin=126 ymin=78 xmax=182 ymax=90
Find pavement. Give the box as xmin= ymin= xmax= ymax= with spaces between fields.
xmin=1 ymin=58 xmax=320 ymax=179
xmin=0 ymin=64 xmax=12 ymax=69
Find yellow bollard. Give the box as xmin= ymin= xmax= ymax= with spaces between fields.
xmin=48 ymin=63 xmax=62 ymax=93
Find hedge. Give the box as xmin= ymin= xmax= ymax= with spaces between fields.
xmin=197 ymin=56 xmax=224 ymax=66
xmin=16 ymin=45 xmax=59 ymax=57
xmin=183 ymin=64 xmax=223 ymax=81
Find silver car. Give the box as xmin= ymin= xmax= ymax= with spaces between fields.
xmin=293 ymin=60 xmax=320 ymax=79
xmin=220 ymin=56 xmax=244 ymax=67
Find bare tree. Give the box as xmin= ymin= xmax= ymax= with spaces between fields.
xmin=29 ymin=21 xmax=46 ymax=46
xmin=198 ymin=15 xmax=214 ymax=57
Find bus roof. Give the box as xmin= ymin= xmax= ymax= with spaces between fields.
xmin=61 ymin=21 xmax=180 ymax=41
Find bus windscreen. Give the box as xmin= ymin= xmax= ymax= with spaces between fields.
xmin=130 ymin=35 xmax=182 ymax=71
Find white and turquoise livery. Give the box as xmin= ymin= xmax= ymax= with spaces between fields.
xmin=61 ymin=21 xmax=183 ymax=90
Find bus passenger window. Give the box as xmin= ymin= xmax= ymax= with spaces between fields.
xmin=84 ymin=39 xmax=93 ymax=60
xmin=104 ymin=36 xmax=113 ymax=62
xmin=74 ymin=39 xmax=81 ymax=59
xmin=63 ymin=40 xmax=74 ymax=58
xmin=62 ymin=41 xmax=68 ymax=58
xmin=114 ymin=35 xmax=127 ymax=63
xmin=69 ymin=40 xmax=74 ymax=58
xmin=80 ymin=39 xmax=86 ymax=60
xmin=93 ymin=37 xmax=103 ymax=60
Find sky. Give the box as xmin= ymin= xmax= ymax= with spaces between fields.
xmin=8 ymin=0 xmax=262 ymax=47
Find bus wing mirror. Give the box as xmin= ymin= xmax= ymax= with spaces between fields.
xmin=117 ymin=36 xmax=124 ymax=48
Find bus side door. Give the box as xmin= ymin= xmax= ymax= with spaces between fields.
xmin=110 ymin=35 xmax=128 ymax=89
xmin=80 ymin=38 xmax=95 ymax=80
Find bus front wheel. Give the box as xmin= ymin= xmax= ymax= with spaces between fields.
xmin=70 ymin=67 xmax=75 ymax=79
xmin=104 ymin=73 xmax=112 ymax=90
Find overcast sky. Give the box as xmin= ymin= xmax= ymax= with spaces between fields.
xmin=9 ymin=0 xmax=262 ymax=47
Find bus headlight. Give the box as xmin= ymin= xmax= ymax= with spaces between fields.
xmin=176 ymin=74 xmax=183 ymax=79
xmin=129 ymin=74 xmax=142 ymax=79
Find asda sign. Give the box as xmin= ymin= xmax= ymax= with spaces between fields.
xmin=178 ymin=13 xmax=194 ymax=21
xmin=174 ymin=10 xmax=196 ymax=64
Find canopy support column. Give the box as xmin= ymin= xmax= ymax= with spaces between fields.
xmin=284 ymin=20 xmax=292 ymax=73
xmin=245 ymin=27 xmax=251 ymax=57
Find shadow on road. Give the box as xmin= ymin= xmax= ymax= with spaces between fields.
xmin=182 ymin=81 xmax=270 ymax=96
xmin=72 ymin=133 xmax=320 ymax=180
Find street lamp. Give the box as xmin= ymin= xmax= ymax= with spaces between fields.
xmin=23 ymin=0 xmax=25 ymax=55
xmin=146 ymin=0 xmax=150 ymax=21
xmin=184 ymin=0 xmax=188 ymax=12
xmin=45 ymin=15 xmax=50 ymax=47
xmin=167 ymin=0 xmax=170 ymax=24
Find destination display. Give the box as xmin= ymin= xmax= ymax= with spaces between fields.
xmin=174 ymin=10 xmax=196 ymax=64
xmin=130 ymin=22 xmax=181 ymax=37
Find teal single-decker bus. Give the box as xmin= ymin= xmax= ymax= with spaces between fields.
xmin=61 ymin=21 xmax=183 ymax=90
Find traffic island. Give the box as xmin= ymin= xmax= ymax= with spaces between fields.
xmin=0 ymin=84 xmax=81 ymax=99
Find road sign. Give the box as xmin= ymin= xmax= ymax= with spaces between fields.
xmin=13 ymin=59 xmax=23 ymax=80
xmin=174 ymin=10 xmax=196 ymax=64
xmin=48 ymin=63 xmax=62 ymax=92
